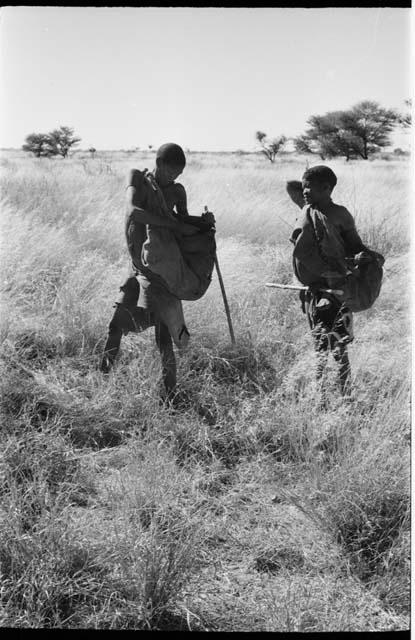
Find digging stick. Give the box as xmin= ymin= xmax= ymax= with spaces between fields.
xmin=204 ymin=205 xmax=236 ymax=345
xmin=265 ymin=282 xmax=344 ymax=296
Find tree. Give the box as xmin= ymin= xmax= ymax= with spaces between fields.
xmin=293 ymin=134 xmax=320 ymax=157
xmin=48 ymin=126 xmax=81 ymax=158
xmin=255 ymin=130 xmax=286 ymax=162
xmin=22 ymin=133 xmax=54 ymax=158
xmin=398 ymin=99 xmax=412 ymax=129
xmin=294 ymin=113 xmax=357 ymax=161
xmin=294 ymin=101 xmax=398 ymax=161
xmin=341 ymin=101 xmax=398 ymax=159
xmin=22 ymin=126 xmax=81 ymax=158
xmin=88 ymin=147 xmax=97 ymax=159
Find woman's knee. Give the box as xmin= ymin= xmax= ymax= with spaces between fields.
xmin=108 ymin=304 xmax=137 ymax=335
xmin=333 ymin=345 xmax=350 ymax=364
xmin=118 ymin=276 xmax=140 ymax=306
xmin=108 ymin=317 xmax=123 ymax=338
xmin=156 ymin=322 xmax=173 ymax=350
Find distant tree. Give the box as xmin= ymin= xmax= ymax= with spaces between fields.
xmin=255 ymin=130 xmax=286 ymax=162
xmin=398 ymin=99 xmax=412 ymax=129
xmin=255 ymin=131 xmax=267 ymax=144
xmin=48 ymin=126 xmax=81 ymax=158
xmin=294 ymin=112 xmax=359 ymax=161
xmin=341 ymin=101 xmax=398 ymax=159
xmin=88 ymin=147 xmax=97 ymax=159
xmin=148 ymin=144 xmax=153 ymax=150
xmin=22 ymin=133 xmax=54 ymax=158
xmin=295 ymin=101 xmax=398 ymax=161
xmin=293 ymin=135 xmax=315 ymax=156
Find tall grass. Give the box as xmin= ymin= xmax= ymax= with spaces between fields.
xmin=0 ymin=150 xmax=410 ymax=630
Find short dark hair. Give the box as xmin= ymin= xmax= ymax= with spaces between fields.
xmin=156 ymin=143 xmax=186 ymax=168
xmin=302 ymin=165 xmax=337 ymax=189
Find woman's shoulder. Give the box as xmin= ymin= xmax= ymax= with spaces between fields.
xmin=126 ymin=168 xmax=148 ymax=189
xmin=171 ymin=182 xmax=186 ymax=197
xmin=328 ymin=203 xmax=355 ymax=229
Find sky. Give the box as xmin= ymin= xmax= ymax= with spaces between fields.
xmin=0 ymin=6 xmax=412 ymax=152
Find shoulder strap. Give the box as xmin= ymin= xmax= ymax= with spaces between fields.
xmin=307 ymin=207 xmax=344 ymax=273
xmin=306 ymin=207 xmax=327 ymax=266
xmin=143 ymin=170 xmax=173 ymax=218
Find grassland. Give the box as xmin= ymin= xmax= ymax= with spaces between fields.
xmin=0 ymin=149 xmax=411 ymax=630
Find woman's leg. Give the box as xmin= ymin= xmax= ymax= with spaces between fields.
xmin=333 ymin=343 xmax=352 ymax=396
xmin=100 ymin=276 xmax=140 ymax=373
xmin=311 ymin=323 xmax=330 ymax=407
xmin=307 ymin=295 xmax=330 ymax=404
xmin=155 ymin=321 xmax=177 ymax=398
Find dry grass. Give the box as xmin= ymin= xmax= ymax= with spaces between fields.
xmin=0 ymin=149 xmax=411 ymax=630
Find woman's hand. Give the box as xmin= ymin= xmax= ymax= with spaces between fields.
xmin=202 ymin=209 xmax=216 ymax=227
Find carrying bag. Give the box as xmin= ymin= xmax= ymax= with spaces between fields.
xmin=293 ymin=206 xmax=385 ymax=312
xmin=340 ymin=251 xmax=385 ymax=312
xmin=130 ymin=170 xmax=216 ymax=301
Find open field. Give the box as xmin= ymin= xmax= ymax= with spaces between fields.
xmin=0 ymin=149 xmax=411 ymax=630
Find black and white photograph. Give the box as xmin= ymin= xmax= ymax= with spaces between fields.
xmin=0 ymin=4 xmax=412 ymax=632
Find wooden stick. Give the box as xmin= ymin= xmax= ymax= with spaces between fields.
xmin=265 ymin=282 xmax=308 ymax=291
xmin=215 ymin=254 xmax=236 ymax=345
xmin=205 ymin=205 xmax=236 ymax=345
xmin=265 ymin=282 xmax=344 ymax=296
